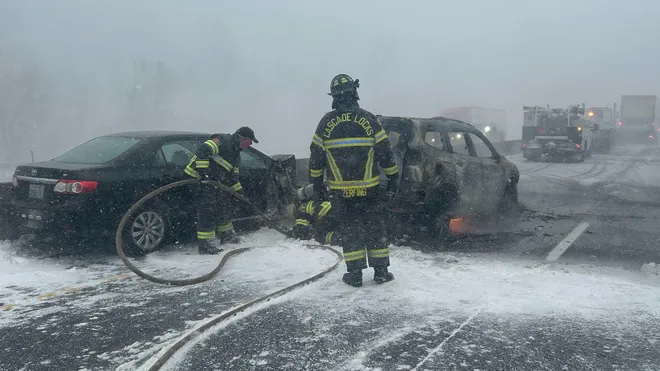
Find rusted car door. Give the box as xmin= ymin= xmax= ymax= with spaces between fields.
xmin=466 ymin=132 xmax=507 ymax=211
xmin=445 ymin=129 xmax=483 ymax=213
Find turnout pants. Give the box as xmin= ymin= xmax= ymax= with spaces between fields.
xmin=329 ymin=191 xmax=390 ymax=272
xmin=195 ymin=183 xmax=235 ymax=240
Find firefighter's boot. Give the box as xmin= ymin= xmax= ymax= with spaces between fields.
xmin=373 ymin=267 xmax=394 ymax=284
xmin=342 ymin=270 xmax=363 ymax=288
xmin=219 ymin=231 xmax=241 ymax=245
xmin=198 ymin=239 xmax=223 ymax=255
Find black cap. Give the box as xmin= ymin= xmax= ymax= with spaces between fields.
xmin=235 ymin=126 xmax=259 ymax=143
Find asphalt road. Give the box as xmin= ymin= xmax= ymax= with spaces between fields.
xmin=2 ymin=144 xmax=660 ymax=371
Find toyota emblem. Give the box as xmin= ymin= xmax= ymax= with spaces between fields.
xmin=31 ymin=169 xmax=37 ymax=176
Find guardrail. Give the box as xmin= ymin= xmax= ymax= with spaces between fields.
xmin=294 ymin=139 xmax=523 ymax=186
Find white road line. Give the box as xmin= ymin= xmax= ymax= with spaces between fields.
xmin=546 ymin=221 xmax=590 ymax=262
xmin=411 ymin=306 xmax=484 ymax=371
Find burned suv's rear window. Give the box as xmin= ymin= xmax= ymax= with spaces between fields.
xmin=52 ymin=136 xmax=142 ymax=164
xmin=381 ymin=119 xmax=412 ymax=150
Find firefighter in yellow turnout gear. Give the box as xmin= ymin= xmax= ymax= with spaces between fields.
xmin=308 ymin=74 xmax=400 ymax=287
xmin=185 ymin=127 xmax=259 ymax=255
xmin=290 ymin=198 xmax=338 ymax=245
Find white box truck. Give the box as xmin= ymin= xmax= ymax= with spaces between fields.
xmin=618 ymin=95 xmax=660 ymax=143
xmin=439 ymin=106 xmax=507 ymax=142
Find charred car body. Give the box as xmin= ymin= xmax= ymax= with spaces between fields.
xmin=378 ymin=115 xmax=519 ymax=236
xmin=3 ymin=131 xmax=297 ymax=255
xmin=521 ymin=104 xmax=597 ymax=162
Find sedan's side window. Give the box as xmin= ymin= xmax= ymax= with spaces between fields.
xmin=159 ymin=141 xmax=199 ymax=167
xmin=448 ymin=131 xmax=471 ymax=156
xmin=152 ymin=149 xmax=167 ymax=168
xmin=240 ymin=150 xmax=268 ymax=170
xmin=470 ymin=133 xmax=497 ymax=158
xmin=424 ymin=130 xmax=445 ymax=151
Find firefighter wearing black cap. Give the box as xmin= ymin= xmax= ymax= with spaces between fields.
xmin=308 ymin=74 xmax=400 ymax=287
xmin=185 ymin=126 xmax=259 ymax=255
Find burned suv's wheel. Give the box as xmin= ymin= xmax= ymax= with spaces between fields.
xmin=430 ymin=215 xmax=451 ymax=239
xmin=498 ymin=177 xmax=519 ymax=212
xmin=122 ymin=206 xmax=169 ymax=257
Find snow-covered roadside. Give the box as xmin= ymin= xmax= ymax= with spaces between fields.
xmin=0 ymin=229 xmax=336 ymax=324
xmin=0 ymin=165 xmax=14 ymax=182
xmin=298 ymin=246 xmax=660 ymax=320
xmin=160 ymin=245 xmax=660 ymax=371
xmin=1 ymin=229 xmax=342 ymax=370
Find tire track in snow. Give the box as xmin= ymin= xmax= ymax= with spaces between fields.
xmin=519 ymin=163 xmax=554 ymax=175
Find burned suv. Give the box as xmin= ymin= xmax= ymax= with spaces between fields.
xmin=378 ymin=116 xmax=520 ymax=236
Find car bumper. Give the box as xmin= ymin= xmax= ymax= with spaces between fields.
xmin=524 ymin=145 xmax=582 ymax=156
xmin=9 ymin=198 xmax=102 ymax=235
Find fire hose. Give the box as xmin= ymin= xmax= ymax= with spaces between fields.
xmin=115 ymin=178 xmax=343 ymax=286
xmin=116 ymin=179 xmax=344 ymax=370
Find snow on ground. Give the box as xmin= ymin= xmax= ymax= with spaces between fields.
xmin=0 ymin=240 xmax=124 ymax=311
xmin=0 ymin=165 xmax=14 ymax=182
xmin=513 ymin=154 xmax=628 ymax=187
xmin=160 ymin=245 xmax=660 ymax=371
xmin=297 ymin=246 xmax=660 ymax=319
xmin=129 ymin=228 xmax=337 ymax=282
xmin=0 ymin=228 xmax=338 ymax=326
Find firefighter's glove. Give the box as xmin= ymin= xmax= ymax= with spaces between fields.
xmin=385 ymin=178 xmax=399 ymax=200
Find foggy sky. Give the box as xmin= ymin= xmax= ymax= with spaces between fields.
xmin=1 ymin=0 xmax=659 ymax=161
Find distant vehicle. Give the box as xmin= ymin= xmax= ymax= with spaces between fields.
xmin=586 ymin=105 xmax=618 ymax=153
xmin=3 ymin=131 xmax=297 ymax=256
xmin=378 ymin=115 xmax=519 ymax=237
xmin=618 ymin=95 xmax=660 ymax=143
xmin=438 ymin=106 xmax=507 ymax=142
xmin=520 ymin=104 xmax=596 ymax=162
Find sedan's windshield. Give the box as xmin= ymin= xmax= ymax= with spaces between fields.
xmin=51 ymin=136 xmax=142 ymax=164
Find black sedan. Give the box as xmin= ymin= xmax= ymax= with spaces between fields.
xmin=5 ymin=131 xmax=297 ymax=256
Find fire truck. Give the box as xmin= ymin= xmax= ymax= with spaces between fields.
xmin=521 ymin=104 xmax=595 ymax=162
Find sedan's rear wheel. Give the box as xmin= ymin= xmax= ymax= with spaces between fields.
xmin=123 ymin=207 xmax=169 ymax=257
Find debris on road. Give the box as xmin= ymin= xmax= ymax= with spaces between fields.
xmin=641 ymin=262 xmax=660 ymax=276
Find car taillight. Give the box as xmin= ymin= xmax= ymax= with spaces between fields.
xmin=521 ymin=143 xmax=527 ymax=149
xmin=575 ymin=144 xmax=581 ymax=149
xmin=12 ymin=174 xmax=18 ymax=187
xmin=618 ymin=121 xmax=622 ymax=126
xmin=54 ymin=180 xmax=98 ymax=194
